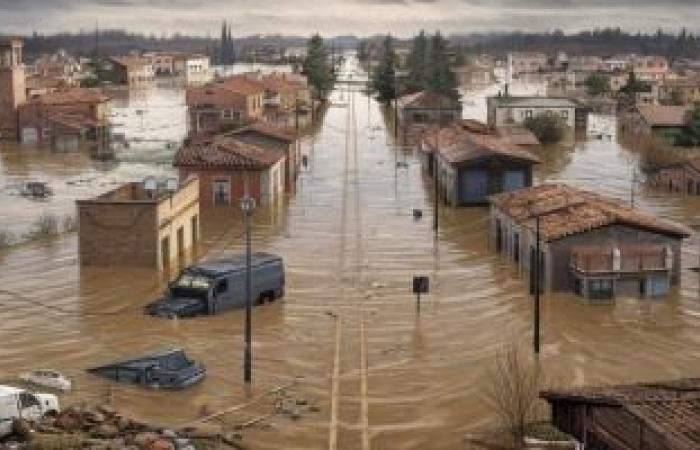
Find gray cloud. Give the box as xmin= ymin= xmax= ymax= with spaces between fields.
xmin=0 ymin=0 xmax=698 ymax=36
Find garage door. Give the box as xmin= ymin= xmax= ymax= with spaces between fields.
xmin=460 ymin=170 xmax=488 ymax=203
xmin=503 ymin=170 xmax=525 ymax=192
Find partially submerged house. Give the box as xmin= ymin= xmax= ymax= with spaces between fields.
xmin=397 ymin=91 xmax=462 ymax=126
xmin=420 ymin=121 xmax=540 ymax=206
xmin=77 ymin=177 xmax=200 ymax=270
xmin=489 ymin=184 xmax=691 ymax=301
xmin=486 ymin=96 xmax=579 ymax=138
xmin=623 ymin=105 xmax=693 ymax=146
xmin=174 ymin=134 xmax=285 ymax=208
xmin=17 ymin=88 xmax=111 ymax=150
xmin=542 ymin=378 xmax=700 ymax=450
xmin=649 ymin=157 xmax=700 ymax=195
xmin=226 ymin=123 xmax=299 ymax=192
xmin=107 ymin=56 xmax=155 ymax=87
xmin=0 ymin=38 xmax=26 ymax=141
xmin=186 ymin=75 xmax=265 ymax=134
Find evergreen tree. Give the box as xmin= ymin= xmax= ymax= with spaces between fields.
xmin=369 ymin=35 xmax=397 ymax=103
xmin=406 ymin=30 xmax=428 ymax=93
xmin=426 ymin=32 xmax=458 ymax=99
xmin=303 ymin=34 xmax=334 ymax=99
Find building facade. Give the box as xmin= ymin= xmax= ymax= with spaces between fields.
xmin=487 ymin=96 xmax=578 ymax=131
xmin=77 ymin=177 xmax=200 ymax=270
xmin=489 ymin=184 xmax=690 ymax=301
xmin=421 ymin=122 xmax=540 ymax=206
xmin=398 ymin=91 xmax=462 ymax=126
xmin=0 ymin=39 xmax=27 ymax=141
xmin=174 ymin=134 xmax=285 ymax=208
xmin=17 ymin=88 xmax=111 ymax=149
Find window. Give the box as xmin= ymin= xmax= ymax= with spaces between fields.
xmin=216 ymin=279 xmax=228 ymax=294
xmin=222 ymin=109 xmax=234 ymax=120
xmin=588 ymin=279 xmax=614 ymax=300
xmin=561 ymin=110 xmax=569 ymax=120
xmin=525 ymin=109 xmax=533 ymax=119
xmin=213 ymin=179 xmax=231 ymax=205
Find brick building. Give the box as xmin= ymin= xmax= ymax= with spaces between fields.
xmin=0 ymin=38 xmax=27 ymax=141
xmin=77 ymin=177 xmax=200 ymax=270
xmin=186 ymin=75 xmax=265 ymax=134
xmin=17 ymin=88 xmax=111 ymax=150
xmin=174 ymin=134 xmax=285 ymax=208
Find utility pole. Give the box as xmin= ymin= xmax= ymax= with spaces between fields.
xmin=240 ymin=180 xmax=256 ymax=385
xmin=534 ymin=214 xmax=541 ymax=355
xmin=630 ymin=167 xmax=637 ymax=207
xmin=433 ymin=126 xmax=439 ymax=234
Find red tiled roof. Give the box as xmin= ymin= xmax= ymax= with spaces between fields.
xmin=490 ymin=184 xmax=692 ymax=241
xmin=30 ymin=88 xmax=111 ymax=106
xmin=186 ymin=85 xmax=247 ymax=109
xmin=422 ymin=122 xmax=541 ymax=165
xmin=217 ymin=75 xmax=265 ymax=96
xmin=638 ymin=105 xmax=692 ymax=127
xmin=174 ymin=136 xmax=283 ymax=170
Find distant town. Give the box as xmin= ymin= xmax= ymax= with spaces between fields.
xmin=2 ymin=24 xmax=700 ymax=450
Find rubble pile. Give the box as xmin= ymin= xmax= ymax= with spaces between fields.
xmin=1 ymin=405 xmax=245 ymax=450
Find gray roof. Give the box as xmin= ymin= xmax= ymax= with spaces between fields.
xmin=189 ymin=252 xmax=282 ymax=276
xmin=489 ymin=96 xmax=579 ymax=109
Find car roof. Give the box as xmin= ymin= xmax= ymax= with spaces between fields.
xmin=187 ymin=252 xmax=282 ymax=277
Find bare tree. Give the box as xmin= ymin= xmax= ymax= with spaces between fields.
xmin=484 ymin=343 xmax=547 ymax=447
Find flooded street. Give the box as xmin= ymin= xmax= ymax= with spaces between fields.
xmin=2 ymin=55 xmax=700 ymax=449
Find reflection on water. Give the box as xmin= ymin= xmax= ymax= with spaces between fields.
xmin=1 ymin=57 xmax=700 ymax=449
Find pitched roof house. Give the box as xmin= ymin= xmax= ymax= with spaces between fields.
xmin=542 ymin=378 xmax=700 ymax=450
xmin=489 ymin=184 xmax=691 ymax=301
xmin=420 ymin=121 xmax=540 ymax=206
xmin=174 ymin=134 xmax=285 ymax=208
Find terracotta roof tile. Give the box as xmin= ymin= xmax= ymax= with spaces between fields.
xmin=30 ymin=88 xmax=110 ymax=105
xmin=398 ymin=90 xmax=461 ymax=110
xmin=216 ymin=75 xmax=266 ymax=96
xmin=422 ymin=122 xmax=540 ymax=165
xmin=174 ymin=136 xmax=283 ymax=170
xmin=638 ymin=105 xmax=692 ymax=127
xmin=491 ymin=184 xmax=691 ymax=241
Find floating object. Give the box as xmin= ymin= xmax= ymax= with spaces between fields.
xmin=87 ymin=348 xmax=206 ymax=390
xmin=18 ymin=369 xmax=72 ymax=392
xmin=21 ymin=181 xmax=53 ymax=199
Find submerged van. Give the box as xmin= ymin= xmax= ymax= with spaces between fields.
xmin=145 ymin=252 xmax=285 ymax=318
xmin=0 ymin=386 xmax=59 ymax=438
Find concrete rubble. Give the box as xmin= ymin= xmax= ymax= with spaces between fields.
xmin=0 ymin=388 xmax=320 ymax=450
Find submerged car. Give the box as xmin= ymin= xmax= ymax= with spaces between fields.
xmin=145 ymin=252 xmax=285 ymax=318
xmin=87 ymin=348 xmax=205 ymax=390
xmin=18 ymin=370 xmax=72 ymax=392
xmin=0 ymin=386 xmax=60 ymax=438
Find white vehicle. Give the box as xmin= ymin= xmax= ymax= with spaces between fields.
xmin=19 ymin=370 xmax=72 ymax=392
xmin=0 ymin=386 xmax=60 ymax=438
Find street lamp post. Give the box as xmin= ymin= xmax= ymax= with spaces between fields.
xmin=240 ymin=196 xmax=256 ymax=384
xmin=534 ymin=214 xmax=541 ymax=355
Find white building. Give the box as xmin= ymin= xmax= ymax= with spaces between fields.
xmin=486 ymin=96 xmax=578 ymax=131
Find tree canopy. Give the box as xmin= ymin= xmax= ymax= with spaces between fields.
xmin=584 ymin=73 xmax=610 ymax=96
xmin=303 ymin=34 xmax=335 ymax=100
xmin=524 ymin=112 xmax=566 ymax=144
xmin=369 ymin=35 xmax=397 ymax=103
xmin=405 ymin=30 xmax=458 ymax=99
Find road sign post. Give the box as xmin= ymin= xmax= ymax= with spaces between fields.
xmin=412 ymin=276 xmax=429 ymax=313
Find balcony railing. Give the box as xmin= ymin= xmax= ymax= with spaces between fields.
xmin=570 ymin=248 xmax=668 ymax=274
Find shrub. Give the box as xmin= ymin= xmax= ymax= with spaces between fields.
xmin=524 ymin=112 xmax=566 ymax=144
xmin=25 ymin=214 xmax=60 ymax=240
xmin=484 ymin=343 xmax=548 ymax=446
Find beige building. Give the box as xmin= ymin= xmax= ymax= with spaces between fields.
xmin=77 ymin=177 xmax=200 ymax=270
xmin=0 ymin=39 xmax=27 ymax=140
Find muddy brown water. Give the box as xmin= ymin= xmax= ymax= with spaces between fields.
xmin=2 ymin=57 xmax=700 ymax=449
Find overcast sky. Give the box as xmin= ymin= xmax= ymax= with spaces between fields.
xmin=1 ymin=0 xmax=699 ymax=37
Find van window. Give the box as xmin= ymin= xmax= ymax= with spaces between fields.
xmin=216 ymin=280 xmax=228 ymax=294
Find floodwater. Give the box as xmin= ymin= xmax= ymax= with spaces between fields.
xmin=1 ymin=55 xmax=700 ymax=450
